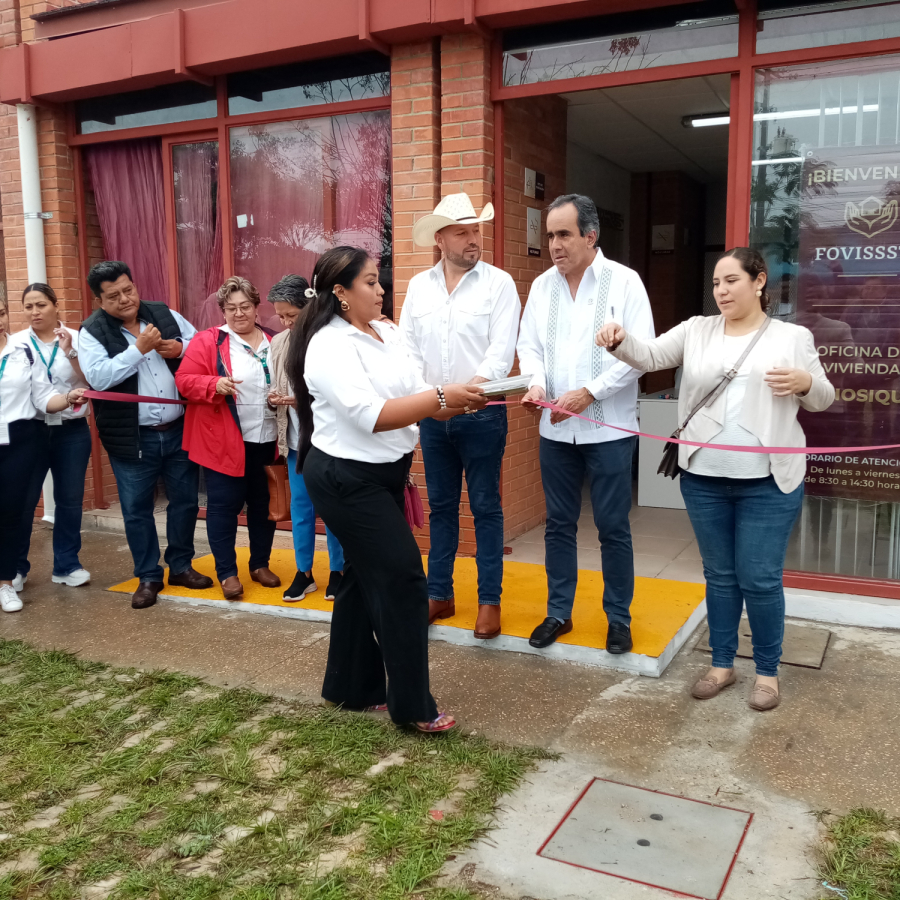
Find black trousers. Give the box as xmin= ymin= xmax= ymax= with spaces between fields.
xmin=204 ymin=440 xmax=277 ymax=582
xmin=0 ymin=419 xmax=47 ymax=581
xmin=303 ymin=445 xmax=439 ymax=725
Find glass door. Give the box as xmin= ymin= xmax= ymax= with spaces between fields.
xmin=750 ymin=53 xmax=900 ymax=579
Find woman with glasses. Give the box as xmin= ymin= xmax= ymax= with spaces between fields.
xmin=177 ymin=276 xmax=281 ymax=600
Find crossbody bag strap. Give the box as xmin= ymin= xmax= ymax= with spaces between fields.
xmin=674 ymin=315 xmax=771 ymax=435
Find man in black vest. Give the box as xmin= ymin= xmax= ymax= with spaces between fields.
xmin=80 ymin=261 xmax=213 ymax=609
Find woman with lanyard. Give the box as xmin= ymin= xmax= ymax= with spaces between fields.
xmin=13 ymin=283 xmax=92 ymax=593
xmin=596 ymin=248 xmax=833 ymax=711
xmin=177 ymin=276 xmax=281 ymax=600
xmin=0 ymin=294 xmax=88 ymax=613
xmin=288 ymin=246 xmax=486 ymax=732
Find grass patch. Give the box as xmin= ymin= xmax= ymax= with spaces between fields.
xmin=0 ymin=639 xmax=551 ymax=899
xmin=818 ymin=808 xmax=900 ymax=899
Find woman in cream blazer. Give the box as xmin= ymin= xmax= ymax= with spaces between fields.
xmin=597 ymin=248 xmax=833 ymax=713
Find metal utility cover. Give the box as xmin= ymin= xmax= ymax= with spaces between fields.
xmin=538 ymin=778 xmax=752 ymax=900
xmin=696 ymin=619 xmax=831 ymax=668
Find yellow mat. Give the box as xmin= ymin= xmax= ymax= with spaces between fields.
xmin=109 ymin=549 xmax=704 ymax=659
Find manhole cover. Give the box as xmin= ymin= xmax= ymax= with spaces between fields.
xmin=696 ymin=619 xmax=831 ymax=668
xmin=538 ymin=778 xmax=752 ymax=900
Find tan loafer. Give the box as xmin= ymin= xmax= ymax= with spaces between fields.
xmin=691 ymin=668 xmax=736 ymax=700
xmin=474 ymin=604 xmax=501 ymax=639
xmin=250 ymin=567 xmax=282 ymax=588
xmin=221 ymin=576 xmax=244 ymax=600
xmin=428 ymin=598 xmax=455 ymax=625
xmin=749 ymin=680 xmax=780 ymax=711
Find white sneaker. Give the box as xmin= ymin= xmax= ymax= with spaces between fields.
xmin=11 ymin=573 xmax=26 ymax=592
xmin=0 ymin=585 xmax=23 ymax=613
xmin=52 ymin=568 xmax=91 ymax=587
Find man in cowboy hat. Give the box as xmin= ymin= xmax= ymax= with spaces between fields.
xmin=400 ymin=192 xmax=521 ymax=639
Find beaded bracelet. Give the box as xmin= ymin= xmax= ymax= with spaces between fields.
xmin=436 ymin=386 xmax=447 ymax=410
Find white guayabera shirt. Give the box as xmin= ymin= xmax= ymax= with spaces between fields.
xmin=517 ymin=248 xmax=655 ymax=445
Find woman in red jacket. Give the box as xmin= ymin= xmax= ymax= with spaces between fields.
xmin=176 ymin=277 xmax=281 ymax=599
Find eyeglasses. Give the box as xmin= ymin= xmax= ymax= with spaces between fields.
xmin=223 ymin=304 xmax=256 ymax=315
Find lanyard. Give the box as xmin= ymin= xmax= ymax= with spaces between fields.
xmin=0 ymin=354 xmax=8 ymax=415
xmin=241 ymin=341 xmax=271 ymax=386
xmin=30 ymin=335 xmax=59 ymax=378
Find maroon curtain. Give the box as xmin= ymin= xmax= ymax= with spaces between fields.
xmin=85 ymin=138 xmax=170 ymax=306
xmin=172 ymin=141 xmax=224 ymax=328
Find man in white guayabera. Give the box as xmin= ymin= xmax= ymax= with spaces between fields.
xmin=401 ymin=193 xmax=520 ymax=641
xmin=517 ymin=194 xmax=655 ymax=653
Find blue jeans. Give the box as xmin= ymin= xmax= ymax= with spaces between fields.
xmin=540 ymin=435 xmax=636 ymax=624
xmin=109 ymin=419 xmax=200 ymax=582
xmin=680 ymin=472 xmax=803 ymax=677
xmin=287 ymin=448 xmax=344 ymax=572
xmin=419 ymin=405 xmax=507 ymax=606
xmin=18 ymin=417 xmax=93 ymax=577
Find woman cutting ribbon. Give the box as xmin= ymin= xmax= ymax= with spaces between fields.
xmin=288 ymin=246 xmax=486 ymax=732
xmin=596 ymin=248 xmax=834 ymax=711
xmin=14 ymin=283 xmax=92 ymax=592
xmin=177 ymin=276 xmax=281 ymax=600
xmin=0 ymin=294 xmax=87 ymax=613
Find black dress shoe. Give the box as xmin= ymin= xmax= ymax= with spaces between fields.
xmin=606 ymin=622 xmax=633 ymax=654
xmin=168 ymin=567 xmax=214 ymax=590
xmin=132 ymin=581 xmax=164 ymax=609
xmin=529 ymin=617 xmax=573 ymax=648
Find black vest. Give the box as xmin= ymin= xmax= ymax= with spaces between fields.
xmin=82 ymin=301 xmax=183 ymax=460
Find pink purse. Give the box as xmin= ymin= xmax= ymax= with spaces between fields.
xmin=404 ymin=472 xmax=425 ymax=529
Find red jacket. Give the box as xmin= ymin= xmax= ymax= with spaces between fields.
xmin=176 ymin=327 xmax=251 ymax=477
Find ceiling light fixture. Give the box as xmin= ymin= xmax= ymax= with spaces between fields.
xmin=683 ymin=104 xmax=879 ymax=127
xmin=751 ymin=157 xmax=805 ymax=165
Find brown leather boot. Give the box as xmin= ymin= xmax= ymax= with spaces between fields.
xmin=474 ymin=604 xmax=501 ymax=639
xmin=131 ymin=581 xmax=163 ymax=609
xmin=221 ymin=576 xmax=244 ymax=600
xmin=428 ymin=598 xmax=455 ymax=624
xmin=250 ymin=567 xmax=281 ymax=588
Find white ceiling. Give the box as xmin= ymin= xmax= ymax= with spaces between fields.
xmin=562 ymin=74 xmax=731 ymax=183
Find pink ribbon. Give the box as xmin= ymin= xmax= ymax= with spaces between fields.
xmin=488 ymin=399 xmax=900 ymax=455
xmin=84 ymin=390 xmax=187 ymax=405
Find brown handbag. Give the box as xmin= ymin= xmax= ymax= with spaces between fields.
xmin=265 ymin=456 xmax=292 ymax=522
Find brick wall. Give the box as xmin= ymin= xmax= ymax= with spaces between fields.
xmin=0 ymin=0 xmax=109 ymax=511
xmin=501 ymin=96 xmax=568 ymax=539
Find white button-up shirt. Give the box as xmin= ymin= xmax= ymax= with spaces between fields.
xmin=79 ymin=310 xmax=196 ymax=427
xmin=222 ymin=324 xmax=277 ymax=444
xmin=399 ymin=260 xmax=520 ymax=385
xmin=0 ymin=338 xmax=39 ymax=425
xmin=306 ymin=317 xmax=432 ymax=464
xmin=21 ymin=327 xmax=89 ymax=421
xmin=517 ymin=248 xmax=655 ymax=444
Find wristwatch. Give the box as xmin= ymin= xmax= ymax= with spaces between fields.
xmin=67 ymin=348 xmax=78 ymax=360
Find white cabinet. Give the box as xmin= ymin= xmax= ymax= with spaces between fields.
xmin=637 ymin=397 xmax=685 ymax=510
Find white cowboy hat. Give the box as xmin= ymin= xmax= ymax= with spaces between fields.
xmin=412 ymin=192 xmax=495 ymax=247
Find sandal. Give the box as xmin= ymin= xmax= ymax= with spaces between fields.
xmin=413 ymin=712 xmax=457 ymax=733
xmin=363 ymin=703 xmax=388 ymax=713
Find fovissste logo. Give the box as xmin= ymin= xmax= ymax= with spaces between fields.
xmin=845 ymin=196 xmax=899 ymax=238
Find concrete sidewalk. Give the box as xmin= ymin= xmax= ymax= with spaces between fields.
xmin=5 ymin=523 xmax=899 ymax=899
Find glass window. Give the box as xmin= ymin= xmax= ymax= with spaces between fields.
xmin=502 ymin=1 xmax=738 ymax=87
xmin=749 ymin=55 xmax=900 ymax=579
xmin=757 ymin=0 xmax=900 ymax=55
xmin=229 ymin=110 xmax=392 ymax=331
xmin=172 ymin=142 xmax=224 ymax=330
xmin=227 ymin=53 xmax=390 ymax=116
xmin=76 ymin=83 xmax=217 ymax=135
